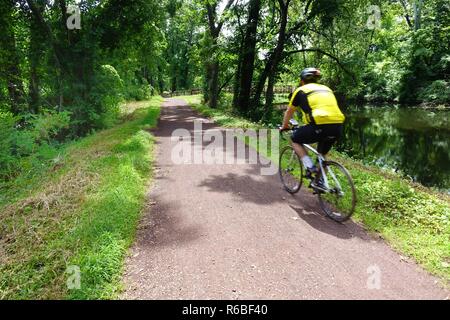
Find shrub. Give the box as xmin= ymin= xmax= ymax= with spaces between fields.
xmin=0 ymin=111 xmax=71 ymax=181
xmin=89 ymin=65 xmax=124 ymax=129
xmin=124 ymin=79 xmax=152 ymax=101
xmin=29 ymin=110 xmax=71 ymax=142
xmin=418 ymin=80 xmax=450 ymax=104
xmin=0 ymin=112 xmax=19 ymax=178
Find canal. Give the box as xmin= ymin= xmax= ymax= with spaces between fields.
xmin=337 ymin=106 xmax=449 ymax=191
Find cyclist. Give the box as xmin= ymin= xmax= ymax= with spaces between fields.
xmin=280 ymin=67 xmax=345 ymax=187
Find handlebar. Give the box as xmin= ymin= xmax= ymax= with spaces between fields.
xmin=278 ymin=126 xmax=293 ymax=141
xmin=279 ymin=119 xmax=300 ymax=140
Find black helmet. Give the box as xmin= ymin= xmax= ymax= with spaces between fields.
xmin=300 ymin=67 xmax=322 ymax=82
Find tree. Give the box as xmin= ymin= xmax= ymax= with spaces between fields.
xmin=202 ymin=0 xmax=235 ymax=108
xmin=0 ymin=0 xmax=26 ymax=115
xmin=234 ymin=0 xmax=262 ymax=115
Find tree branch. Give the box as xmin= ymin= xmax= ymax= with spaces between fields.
xmin=25 ymin=0 xmax=66 ymax=73
xmin=218 ymin=73 xmax=234 ymax=96
xmin=206 ymin=3 xmax=218 ymax=36
xmin=284 ymin=48 xmax=357 ymax=83
xmin=216 ymin=0 xmax=235 ymax=33
xmin=206 ymin=0 xmax=235 ymax=38
xmin=398 ymin=0 xmax=413 ymax=29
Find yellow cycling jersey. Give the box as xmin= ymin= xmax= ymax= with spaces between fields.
xmin=289 ymin=83 xmax=345 ymax=125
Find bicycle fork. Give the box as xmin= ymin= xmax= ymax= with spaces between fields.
xmin=319 ymin=160 xmax=345 ymax=196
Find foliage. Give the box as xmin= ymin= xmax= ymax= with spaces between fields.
xmin=88 ymin=65 xmax=124 ymax=129
xmin=0 ymin=98 xmax=161 ymax=299
xmin=0 ymin=110 xmax=70 ymax=181
xmin=398 ymin=0 xmax=450 ymax=104
xmin=123 ymin=79 xmax=153 ymax=102
xmin=2 ymin=1 xmax=448 ymax=140
xmin=0 ymin=0 xmax=172 ymax=179
xmin=417 ymin=80 xmax=450 ymax=104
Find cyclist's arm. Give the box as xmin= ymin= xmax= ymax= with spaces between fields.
xmin=281 ymin=89 xmax=304 ymax=130
xmin=281 ymin=106 xmax=295 ymax=130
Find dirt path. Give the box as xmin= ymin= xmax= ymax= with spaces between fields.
xmin=121 ymin=98 xmax=448 ymax=300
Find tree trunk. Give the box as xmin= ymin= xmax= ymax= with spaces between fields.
xmin=232 ymin=55 xmax=242 ymax=110
xmin=236 ymin=0 xmax=261 ymax=115
xmin=204 ymin=1 xmax=235 ymax=108
xmin=263 ymin=71 xmax=276 ymax=121
xmin=171 ymin=75 xmax=177 ymax=92
xmin=29 ymin=40 xmax=41 ymax=112
xmin=232 ymin=3 xmax=246 ymax=111
xmin=253 ymin=0 xmax=289 ymax=118
xmin=28 ymin=2 xmax=46 ymax=113
xmin=157 ymin=66 xmax=164 ymax=93
xmin=26 ymin=0 xmax=67 ymax=108
xmin=252 ymin=55 xmax=274 ymax=108
xmin=0 ymin=1 xmax=25 ymax=115
xmin=208 ymin=61 xmax=219 ymax=108
xmin=414 ymin=0 xmax=423 ymax=30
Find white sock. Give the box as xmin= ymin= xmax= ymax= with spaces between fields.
xmin=301 ymin=156 xmax=314 ymax=169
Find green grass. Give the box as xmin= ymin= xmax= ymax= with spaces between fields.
xmin=180 ymin=95 xmax=450 ymax=285
xmin=0 ymin=97 xmax=162 ymax=299
xmin=332 ymin=153 xmax=450 ymax=283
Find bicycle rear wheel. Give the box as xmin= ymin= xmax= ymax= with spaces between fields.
xmin=279 ymin=146 xmax=303 ymax=194
xmin=317 ymin=161 xmax=356 ymax=222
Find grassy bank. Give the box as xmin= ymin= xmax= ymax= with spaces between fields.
xmin=180 ymin=95 xmax=450 ymax=285
xmin=0 ymin=97 xmax=162 ymax=299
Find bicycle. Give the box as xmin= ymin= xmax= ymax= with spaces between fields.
xmin=279 ymin=119 xmax=356 ymax=222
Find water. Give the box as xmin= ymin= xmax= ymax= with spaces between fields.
xmin=336 ymin=106 xmax=450 ymax=191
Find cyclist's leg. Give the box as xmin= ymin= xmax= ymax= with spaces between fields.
xmin=291 ymin=125 xmax=320 ymax=172
xmin=292 ymin=141 xmax=307 ymax=158
xmin=291 ymin=124 xmax=319 ymax=156
xmin=317 ymin=139 xmax=335 ymax=156
xmin=317 ymin=124 xmax=343 ymax=155
xmin=315 ymin=124 xmax=343 ymax=190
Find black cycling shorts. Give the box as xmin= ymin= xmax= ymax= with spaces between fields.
xmin=291 ymin=123 xmax=343 ymax=155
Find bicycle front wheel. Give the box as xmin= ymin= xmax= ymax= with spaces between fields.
xmin=279 ymin=146 xmax=303 ymax=194
xmin=318 ymin=161 xmax=356 ymax=222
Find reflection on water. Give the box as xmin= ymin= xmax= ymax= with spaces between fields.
xmin=337 ymin=106 xmax=449 ymax=190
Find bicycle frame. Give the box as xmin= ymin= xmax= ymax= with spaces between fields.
xmin=301 ymin=144 xmax=344 ymax=195
xmin=302 ymin=144 xmax=330 ymax=190
xmin=279 ymin=121 xmax=356 ymax=221
xmin=280 ymin=123 xmax=344 ymax=195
